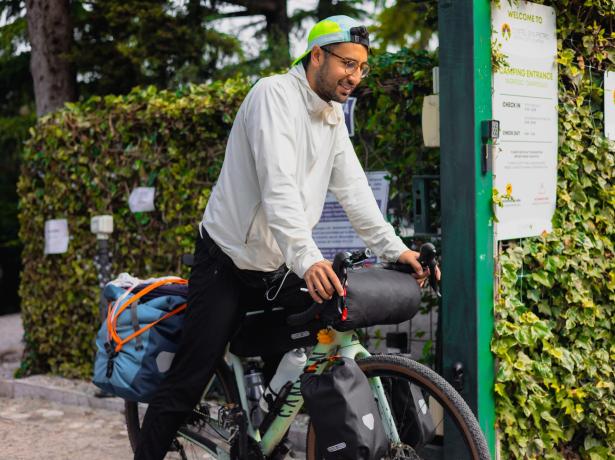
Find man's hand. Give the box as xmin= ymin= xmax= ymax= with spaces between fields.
xmin=397 ymin=249 xmax=441 ymax=287
xmin=304 ymin=260 xmax=345 ymax=304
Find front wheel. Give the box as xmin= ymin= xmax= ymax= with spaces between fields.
xmin=305 ymin=354 xmax=490 ymax=460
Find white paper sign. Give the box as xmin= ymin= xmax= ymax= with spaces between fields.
xmin=605 ymin=71 xmax=615 ymax=141
xmin=492 ymin=1 xmax=558 ymax=240
xmin=44 ymin=219 xmax=69 ymax=254
xmin=128 ymin=187 xmax=156 ymax=213
xmin=312 ymin=171 xmax=390 ymax=259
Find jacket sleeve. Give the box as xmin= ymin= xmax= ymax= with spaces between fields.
xmin=328 ymin=125 xmax=408 ymax=262
xmin=243 ymin=79 xmax=323 ymax=278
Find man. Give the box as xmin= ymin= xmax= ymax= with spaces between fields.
xmin=135 ymin=15 xmax=426 ymax=459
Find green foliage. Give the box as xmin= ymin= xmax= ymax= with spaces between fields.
xmin=492 ymin=1 xmax=614 ymax=458
xmin=17 ymin=78 xmax=251 ymax=377
xmin=355 ymin=48 xmax=439 ymax=226
xmin=371 ymin=0 xmax=438 ymax=51
xmin=0 ymin=114 xmax=35 ymax=246
xmin=70 ymin=0 xmax=242 ymax=95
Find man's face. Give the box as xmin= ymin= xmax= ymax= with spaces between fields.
xmin=311 ymin=43 xmax=368 ymax=103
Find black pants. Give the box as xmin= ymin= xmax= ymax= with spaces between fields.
xmin=135 ymin=229 xmax=310 ymax=460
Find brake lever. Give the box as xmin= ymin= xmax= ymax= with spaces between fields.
xmin=418 ymin=243 xmax=441 ymax=298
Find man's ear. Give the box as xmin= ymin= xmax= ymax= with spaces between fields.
xmin=310 ymin=46 xmax=323 ymax=69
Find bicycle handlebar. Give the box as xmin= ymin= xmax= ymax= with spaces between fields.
xmin=286 ymin=249 xmax=372 ymax=327
xmin=286 ymin=244 xmax=440 ymax=327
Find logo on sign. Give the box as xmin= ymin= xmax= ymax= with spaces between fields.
xmin=501 ymin=22 xmax=512 ymax=40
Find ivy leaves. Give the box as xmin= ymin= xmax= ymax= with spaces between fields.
xmin=492 ymin=2 xmax=614 ymax=457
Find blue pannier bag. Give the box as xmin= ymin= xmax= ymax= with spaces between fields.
xmin=93 ymin=277 xmax=188 ymax=402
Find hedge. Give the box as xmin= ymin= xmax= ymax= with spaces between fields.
xmin=491 ymin=0 xmax=614 ymax=458
xmin=17 ymin=48 xmax=436 ymax=378
xmin=17 ymin=79 xmax=249 ymax=376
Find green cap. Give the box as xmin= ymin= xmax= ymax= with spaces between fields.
xmin=291 ymin=15 xmax=370 ymax=67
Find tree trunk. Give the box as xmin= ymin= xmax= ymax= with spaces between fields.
xmin=26 ymin=0 xmax=77 ymax=116
xmin=264 ymin=0 xmax=290 ymax=69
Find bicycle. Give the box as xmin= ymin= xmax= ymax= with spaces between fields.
xmin=124 ymin=247 xmax=490 ymax=460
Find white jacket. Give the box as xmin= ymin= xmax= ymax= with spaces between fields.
xmin=201 ymin=65 xmax=408 ymax=278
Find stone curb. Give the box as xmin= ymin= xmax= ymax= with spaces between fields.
xmin=0 ymin=374 xmax=308 ymax=454
xmin=0 ymin=376 xmax=125 ymax=412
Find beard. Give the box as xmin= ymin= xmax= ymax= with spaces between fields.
xmin=313 ymin=61 xmax=355 ymax=103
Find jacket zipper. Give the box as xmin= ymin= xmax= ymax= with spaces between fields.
xmin=244 ymin=204 xmax=260 ymax=244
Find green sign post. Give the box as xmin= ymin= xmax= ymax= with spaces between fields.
xmin=438 ymin=0 xmax=496 ymax=457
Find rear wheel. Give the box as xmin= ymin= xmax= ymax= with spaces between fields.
xmin=305 ymin=354 xmax=490 ymax=460
xmin=125 ymin=363 xmax=239 ymax=459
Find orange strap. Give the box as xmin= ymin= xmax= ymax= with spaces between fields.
xmin=106 ymin=277 xmax=188 ymax=353
xmin=114 ymin=303 xmax=187 ymax=353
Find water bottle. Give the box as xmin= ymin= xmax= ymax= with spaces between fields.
xmin=259 ymin=348 xmax=307 ymax=413
xmin=244 ymin=367 xmax=266 ymax=427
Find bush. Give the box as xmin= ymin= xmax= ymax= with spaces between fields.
xmin=18 ymin=79 xmax=250 ymax=377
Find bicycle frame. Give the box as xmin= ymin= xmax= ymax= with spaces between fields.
xmin=225 ymin=328 xmax=401 ymax=457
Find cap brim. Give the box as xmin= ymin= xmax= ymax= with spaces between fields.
xmin=291 ymin=49 xmax=311 ymax=67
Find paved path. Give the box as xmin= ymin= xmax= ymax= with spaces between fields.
xmin=0 ymin=396 xmax=133 ymax=460
xmin=0 ymin=314 xmax=304 ymax=459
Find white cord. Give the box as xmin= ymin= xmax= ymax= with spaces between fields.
xmin=265 ymin=268 xmax=292 ymax=301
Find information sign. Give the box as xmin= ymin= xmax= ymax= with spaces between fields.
xmin=492 ymin=1 xmax=558 ymax=240
xmin=128 ymin=187 xmax=156 ymax=213
xmin=44 ymin=219 xmax=69 ymax=254
xmin=312 ymin=171 xmax=389 ymax=259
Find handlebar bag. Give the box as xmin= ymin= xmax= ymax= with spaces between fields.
xmin=323 ymin=266 xmax=422 ymax=331
xmin=300 ymin=357 xmax=389 ymax=459
xmin=93 ymin=278 xmax=188 ymax=402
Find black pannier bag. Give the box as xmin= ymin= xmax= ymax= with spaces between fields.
xmin=300 ymin=357 xmax=389 ymax=459
xmin=323 ymin=266 xmax=422 ymax=331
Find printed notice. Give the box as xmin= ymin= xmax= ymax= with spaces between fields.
xmin=605 ymin=71 xmax=615 ymax=141
xmin=492 ymin=1 xmax=558 ymax=240
xmin=313 ymin=171 xmax=389 ymax=260
xmin=128 ymin=187 xmax=156 ymax=213
xmin=44 ymin=219 xmax=69 ymax=254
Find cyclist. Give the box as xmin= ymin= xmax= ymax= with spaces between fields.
xmin=135 ymin=15 xmax=428 ymax=460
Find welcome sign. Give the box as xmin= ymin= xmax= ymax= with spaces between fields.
xmin=492 ymin=1 xmax=558 ymax=240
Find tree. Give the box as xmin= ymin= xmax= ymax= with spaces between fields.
xmin=212 ymin=0 xmax=292 ymax=70
xmin=25 ymin=0 xmax=77 ymax=116
xmin=371 ymin=0 xmax=438 ymax=51
xmin=292 ymin=0 xmax=367 ymax=23
xmin=71 ymin=0 xmax=242 ymax=95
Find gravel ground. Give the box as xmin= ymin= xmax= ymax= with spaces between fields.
xmin=0 ymin=314 xmax=303 ymax=459
xmin=0 ymin=396 xmax=133 ymax=460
